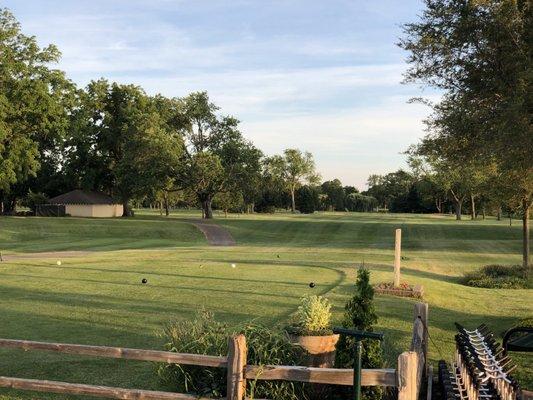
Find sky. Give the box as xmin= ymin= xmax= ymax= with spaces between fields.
xmin=4 ymin=0 xmax=435 ymax=189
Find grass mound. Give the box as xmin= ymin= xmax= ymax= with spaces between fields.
xmin=463 ymin=264 xmax=532 ymax=289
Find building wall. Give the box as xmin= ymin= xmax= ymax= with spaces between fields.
xmin=65 ymin=204 xmax=93 ymax=217
xmin=65 ymin=204 xmax=123 ymax=218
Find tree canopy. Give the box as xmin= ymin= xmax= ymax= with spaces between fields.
xmin=266 ymin=149 xmax=320 ymax=213
xmin=401 ymin=0 xmax=532 ymax=266
xmin=0 ymin=9 xmax=73 ymax=212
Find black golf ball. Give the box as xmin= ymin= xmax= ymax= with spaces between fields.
xmin=141 ymin=278 xmax=148 ymax=284
xmin=309 ymin=282 xmax=315 ymax=288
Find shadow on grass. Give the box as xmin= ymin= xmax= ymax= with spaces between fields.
xmin=15 ymin=260 xmax=344 ymax=288
xmin=1 ymin=272 xmax=311 ymax=301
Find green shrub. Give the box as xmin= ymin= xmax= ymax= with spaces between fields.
xmin=158 ymin=310 xmax=308 ymax=399
xmin=23 ymin=191 xmax=49 ymax=213
xmin=335 ymin=267 xmax=384 ymax=400
xmin=463 ymin=264 xmax=531 ymax=289
xmin=242 ymin=324 xmax=308 ymax=400
xmin=158 ymin=310 xmax=228 ymax=397
xmin=289 ymin=295 xmax=333 ymax=336
xmin=345 ymin=193 xmax=378 ymax=212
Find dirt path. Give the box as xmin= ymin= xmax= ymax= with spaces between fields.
xmin=189 ymin=220 xmax=236 ymax=246
xmin=0 ymin=250 xmax=93 ymax=261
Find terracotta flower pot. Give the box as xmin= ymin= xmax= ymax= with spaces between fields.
xmin=289 ymin=333 xmax=340 ymax=368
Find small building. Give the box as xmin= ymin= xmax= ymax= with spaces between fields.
xmin=47 ymin=190 xmax=123 ymax=218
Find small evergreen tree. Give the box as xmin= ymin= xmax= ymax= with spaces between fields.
xmin=335 ymin=267 xmax=384 ymax=400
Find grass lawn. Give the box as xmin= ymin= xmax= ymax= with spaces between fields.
xmin=0 ymin=210 xmax=531 ymax=399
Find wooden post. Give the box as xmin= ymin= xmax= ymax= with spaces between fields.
xmin=394 ymin=229 xmax=402 ymax=287
xmin=227 ymin=334 xmax=246 ymax=400
xmin=413 ymin=302 xmax=429 ymax=375
xmin=397 ymin=351 xmax=418 ymax=400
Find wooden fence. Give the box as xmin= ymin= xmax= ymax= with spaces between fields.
xmin=0 ymin=303 xmax=428 ymax=400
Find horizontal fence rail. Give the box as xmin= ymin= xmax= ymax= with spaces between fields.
xmin=0 ymin=338 xmax=227 ymax=367
xmin=245 ymin=365 xmax=397 ymax=386
xmin=0 ymin=376 xmax=204 ymax=400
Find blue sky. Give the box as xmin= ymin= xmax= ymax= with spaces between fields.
xmin=4 ymin=0 xmax=434 ymax=188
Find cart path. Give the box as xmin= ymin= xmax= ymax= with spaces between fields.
xmin=0 ymin=250 xmax=93 ymax=261
xmin=188 ymin=220 xmax=236 ymax=246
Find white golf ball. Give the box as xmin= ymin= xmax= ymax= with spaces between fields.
xmin=57 ymin=260 xmax=62 ymax=266
xmin=231 ymin=263 xmax=236 ymax=268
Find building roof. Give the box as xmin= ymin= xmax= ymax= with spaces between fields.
xmin=48 ymin=190 xmax=116 ymax=205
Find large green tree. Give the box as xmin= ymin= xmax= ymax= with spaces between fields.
xmin=115 ymin=110 xmax=183 ymax=214
xmin=0 ymin=8 xmax=73 ymax=213
xmin=65 ymin=81 xmax=182 ymax=216
xmin=321 ymin=179 xmax=346 ymax=211
xmin=365 ymin=170 xmax=413 ymax=211
xmin=401 ymin=0 xmax=532 ymax=267
xmin=174 ymin=92 xmax=262 ymax=218
xmin=267 ymin=149 xmax=320 ymax=213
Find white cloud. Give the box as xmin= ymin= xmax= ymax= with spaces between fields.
xmin=121 ymin=64 xmax=408 ymax=116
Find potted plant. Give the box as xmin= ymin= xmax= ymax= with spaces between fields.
xmin=286 ymin=295 xmax=339 ymax=367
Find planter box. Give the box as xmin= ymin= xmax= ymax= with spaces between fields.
xmin=374 ymin=284 xmax=424 ymax=299
xmin=289 ymin=334 xmax=340 ymax=368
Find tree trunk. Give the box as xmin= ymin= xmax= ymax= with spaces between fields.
xmin=159 ymin=201 xmax=163 ymax=215
xmin=2 ymin=197 xmax=16 ymax=215
xmin=122 ymin=201 xmax=132 ymax=217
xmin=164 ymin=193 xmax=169 ymax=217
xmin=482 ymin=207 xmax=485 ymax=220
xmin=290 ymin=189 xmax=296 ymax=213
xmin=454 ymin=199 xmax=463 ymax=220
xmin=497 ymin=207 xmax=502 ymax=221
xmin=523 ymin=199 xmax=530 ymax=269
xmin=470 ymin=194 xmax=476 ymax=220
xmin=435 ymin=198 xmax=442 ymax=213
xmin=201 ymin=197 xmax=213 ymax=219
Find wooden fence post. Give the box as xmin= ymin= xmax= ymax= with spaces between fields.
xmin=413 ymin=302 xmax=428 ymax=375
xmin=227 ymin=334 xmax=246 ymax=400
xmin=394 ymin=229 xmax=402 ymax=287
xmin=397 ymin=351 xmax=418 ymax=400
